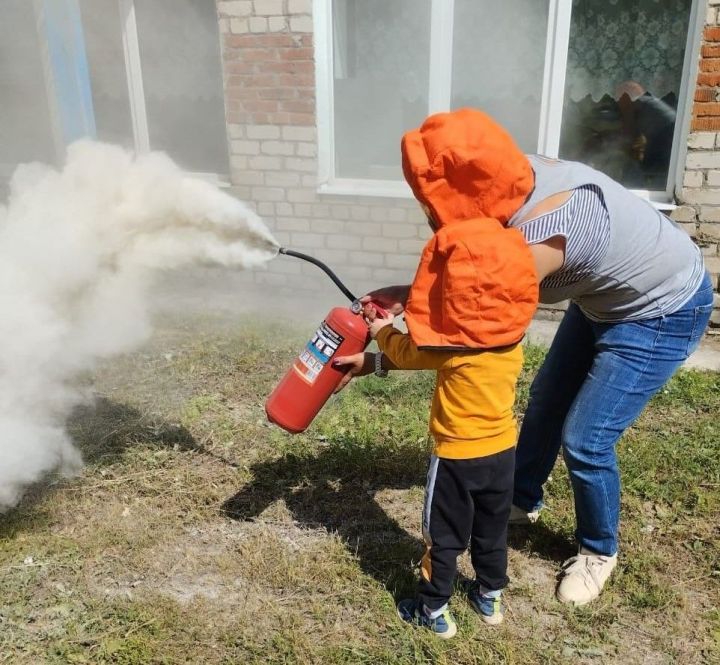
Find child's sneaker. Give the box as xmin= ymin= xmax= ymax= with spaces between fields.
xmin=467 ymin=586 xmax=504 ymax=625
xmin=396 ymin=599 xmax=457 ymax=639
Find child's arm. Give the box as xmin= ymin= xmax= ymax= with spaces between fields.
xmin=367 ymin=310 xmax=452 ymax=371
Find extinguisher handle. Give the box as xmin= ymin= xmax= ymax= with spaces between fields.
xmin=368 ymin=303 xmax=389 ymax=319
xmin=352 ymin=299 xmax=390 ymax=320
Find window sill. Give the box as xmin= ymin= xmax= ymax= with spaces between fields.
xmin=318 ymin=178 xmax=414 ymax=199
xmin=191 ymin=172 xmax=231 ymax=188
xmin=629 ymin=191 xmax=675 ymax=212
xmin=318 ymin=178 xmax=677 ymax=211
xmin=649 ymin=200 xmax=676 ymax=212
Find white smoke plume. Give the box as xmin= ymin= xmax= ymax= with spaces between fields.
xmin=0 ymin=141 xmax=279 ymax=509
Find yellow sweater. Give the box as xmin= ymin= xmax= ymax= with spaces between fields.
xmin=375 ymin=326 xmax=523 ymax=460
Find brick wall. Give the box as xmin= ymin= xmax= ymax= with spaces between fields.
xmin=218 ymin=0 xmax=719 ymax=331
xmin=672 ymin=0 xmax=720 ymax=331
xmin=217 ymin=0 xmax=426 ymax=298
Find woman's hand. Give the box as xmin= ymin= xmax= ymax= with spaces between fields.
xmin=332 ymin=351 xmax=374 ymax=392
xmin=365 ymin=308 xmax=394 ymax=338
xmin=359 ymin=284 xmax=410 ymax=316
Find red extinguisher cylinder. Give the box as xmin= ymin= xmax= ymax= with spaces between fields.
xmin=266 ymin=307 xmax=371 ymax=433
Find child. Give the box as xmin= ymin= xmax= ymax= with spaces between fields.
xmin=335 ymin=109 xmax=539 ymax=637
xmin=361 ymin=209 xmax=537 ymax=638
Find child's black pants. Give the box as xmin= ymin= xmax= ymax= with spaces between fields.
xmin=418 ymin=447 xmax=515 ymax=611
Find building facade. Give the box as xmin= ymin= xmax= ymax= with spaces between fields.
xmin=2 ymin=0 xmax=719 ymax=329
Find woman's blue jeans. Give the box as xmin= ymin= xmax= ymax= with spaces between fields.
xmin=513 ymin=273 xmax=714 ymax=556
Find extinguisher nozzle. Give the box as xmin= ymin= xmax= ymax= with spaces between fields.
xmin=276 ymin=247 xmax=357 ymax=302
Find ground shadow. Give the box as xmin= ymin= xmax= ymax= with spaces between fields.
xmin=508 ymin=522 xmax=576 ymax=563
xmin=68 ymin=397 xmax=198 ymax=466
xmin=0 ymin=398 xmax=202 ymax=536
xmin=222 ymin=441 xmax=576 ymax=600
xmin=222 ymin=442 xmax=428 ymax=600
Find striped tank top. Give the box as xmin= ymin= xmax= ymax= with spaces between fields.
xmin=516 ymin=185 xmax=610 ymax=291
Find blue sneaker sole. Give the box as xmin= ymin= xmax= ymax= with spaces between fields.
xmin=468 ymin=597 xmax=504 ymax=625
xmin=396 ymin=606 xmax=457 ymax=639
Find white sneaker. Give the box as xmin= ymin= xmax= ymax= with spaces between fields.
xmin=508 ymin=504 xmax=540 ymax=525
xmin=556 ymin=547 xmax=617 ymax=606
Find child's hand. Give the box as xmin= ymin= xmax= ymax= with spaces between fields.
xmin=364 ymin=305 xmax=394 ymax=338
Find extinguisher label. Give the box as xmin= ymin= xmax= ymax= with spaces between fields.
xmin=293 ymin=321 xmax=344 ymax=384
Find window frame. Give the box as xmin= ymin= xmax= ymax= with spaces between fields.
xmin=118 ymin=0 xmax=231 ymax=184
xmin=34 ymin=0 xmax=230 ymax=184
xmin=314 ymin=0 xmax=704 ymax=206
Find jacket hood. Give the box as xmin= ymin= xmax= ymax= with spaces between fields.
xmin=404 ymin=219 xmax=539 ymax=350
xmin=401 ymin=108 xmax=534 ymax=227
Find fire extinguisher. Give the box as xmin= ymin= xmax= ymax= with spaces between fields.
xmin=265 ymin=248 xmax=386 ymax=433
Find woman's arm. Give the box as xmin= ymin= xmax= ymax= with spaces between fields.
xmin=517 ymin=190 xmax=570 ymax=281
xmin=529 ymin=236 xmax=565 ymax=281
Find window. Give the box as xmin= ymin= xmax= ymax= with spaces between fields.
xmin=82 ymin=0 xmax=230 ymax=176
xmin=132 ymin=0 xmax=229 ymax=175
xmin=560 ymin=0 xmax=693 ymax=193
xmin=78 ymin=0 xmax=135 ymax=149
xmin=451 ymin=0 xmax=550 ymax=153
xmin=331 ymin=0 xmax=431 ymax=181
xmin=0 ymin=1 xmax=58 ymax=183
xmin=1 ymin=0 xmax=229 ymax=184
xmin=315 ymin=0 xmax=701 ymax=202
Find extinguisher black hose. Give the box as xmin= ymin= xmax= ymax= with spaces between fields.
xmin=278 ymin=247 xmax=357 ymax=302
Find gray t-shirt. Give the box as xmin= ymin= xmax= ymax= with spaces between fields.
xmin=508 ymin=155 xmax=704 ymax=322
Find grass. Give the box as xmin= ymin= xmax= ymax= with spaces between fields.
xmin=0 ymin=312 xmax=718 ymax=664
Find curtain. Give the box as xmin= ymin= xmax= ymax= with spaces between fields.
xmin=566 ymin=0 xmax=693 ymax=102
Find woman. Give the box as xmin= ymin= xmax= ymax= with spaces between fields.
xmin=336 ymin=108 xmax=713 ymax=606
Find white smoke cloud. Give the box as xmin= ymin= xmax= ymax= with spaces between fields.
xmin=0 ymin=141 xmax=278 ymax=509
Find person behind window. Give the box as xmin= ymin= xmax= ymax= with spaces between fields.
xmin=615 ymin=80 xmax=677 ymax=184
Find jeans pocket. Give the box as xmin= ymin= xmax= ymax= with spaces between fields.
xmin=686 ymin=303 xmax=714 ymax=357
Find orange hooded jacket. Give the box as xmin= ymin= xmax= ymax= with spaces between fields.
xmin=401 ymin=108 xmax=539 ymax=349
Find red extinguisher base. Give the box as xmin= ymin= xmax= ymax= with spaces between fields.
xmin=265 ymin=404 xmax=307 ymax=434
